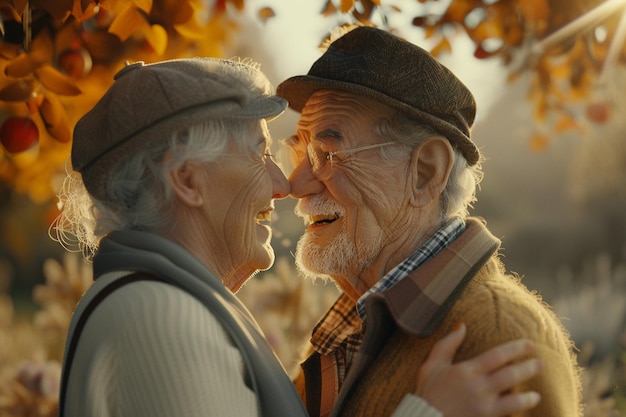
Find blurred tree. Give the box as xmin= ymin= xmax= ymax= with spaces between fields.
xmin=0 ymin=0 xmax=624 ymax=269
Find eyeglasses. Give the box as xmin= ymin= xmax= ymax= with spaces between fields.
xmin=306 ymin=141 xmax=396 ymax=180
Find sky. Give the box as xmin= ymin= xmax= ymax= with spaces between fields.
xmin=236 ymin=0 xmax=508 ymax=123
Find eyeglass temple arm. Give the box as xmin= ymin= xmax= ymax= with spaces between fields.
xmin=327 ymin=142 xmax=396 ymax=160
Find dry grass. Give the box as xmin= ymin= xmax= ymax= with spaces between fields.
xmin=0 ymin=252 xmax=623 ymax=416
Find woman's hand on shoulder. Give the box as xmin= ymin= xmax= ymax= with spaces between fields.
xmin=416 ymin=323 xmax=542 ymax=417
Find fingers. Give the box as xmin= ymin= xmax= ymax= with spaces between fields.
xmin=425 ymin=322 xmax=467 ymax=365
xmin=488 ymin=357 xmax=543 ymax=392
xmin=471 ymin=338 xmax=535 ymax=374
xmin=492 ymin=391 xmax=541 ymax=415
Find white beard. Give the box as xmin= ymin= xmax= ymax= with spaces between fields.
xmin=294 ymin=197 xmax=383 ymax=281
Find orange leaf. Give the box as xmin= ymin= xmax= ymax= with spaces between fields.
xmin=4 ymin=53 xmax=41 ymax=78
xmin=0 ymin=79 xmax=36 ymax=101
xmin=32 ymin=0 xmax=74 ymax=20
xmin=503 ymin=22 xmax=523 ymax=46
xmin=39 ymin=93 xmax=67 ymax=129
xmin=258 ymin=7 xmax=276 ymax=22
xmin=470 ymin=19 xmax=503 ymax=43
xmin=109 ymin=7 xmax=146 ymax=42
xmin=423 ymin=26 xmax=437 ymax=40
xmin=26 ymin=94 xmax=44 ymax=115
xmin=174 ymin=14 xmax=207 ymax=40
xmin=0 ymin=42 xmax=19 ymax=60
xmin=321 ymin=0 xmax=337 ymax=17
xmin=73 ymin=1 xmax=100 ymax=22
xmin=46 ymin=117 xmax=72 ymax=143
xmin=517 ymin=0 xmax=550 ymax=22
xmin=133 ymin=0 xmax=153 ymax=14
xmin=229 ymin=0 xmax=245 ymax=10
xmin=529 ymin=132 xmax=548 ymax=152
xmin=340 ymin=0 xmax=354 ymax=13
xmin=554 ymin=114 xmax=578 ymax=132
xmin=430 ymin=37 xmax=452 ymax=57
xmin=149 ymin=0 xmax=193 ymax=25
xmin=28 ymin=28 xmax=55 ymax=64
xmin=13 ymin=0 xmax=28 ymax=17
xmin=34 ymin=65 xmax=82 ymax=96
xmin=444 ymin=0 xmax=480 ymax=22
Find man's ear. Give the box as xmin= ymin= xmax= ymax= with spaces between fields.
xmin=165 ymin=151 xmax=204 ymax=208
xmin=409 ymin=136 xmax=454 ymax=207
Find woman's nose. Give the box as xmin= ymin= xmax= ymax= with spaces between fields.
xmin=270 ymin=160 xmax=290 ymax=199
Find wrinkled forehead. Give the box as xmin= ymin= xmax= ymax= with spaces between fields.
xmin=298 ymin=89 xmax=394 ymax=131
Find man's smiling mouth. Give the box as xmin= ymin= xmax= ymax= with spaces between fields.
xmin=310 ymin=212 xmax=340 ymax=226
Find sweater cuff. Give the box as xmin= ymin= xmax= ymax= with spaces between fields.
xmin=391 ymin=395 xmax=443 ymax=417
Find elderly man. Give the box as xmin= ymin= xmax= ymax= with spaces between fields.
xmin=55 ymin=56 xmax=543 ymax=417
xmin=277 ymin=26 xmax=582 ymax=417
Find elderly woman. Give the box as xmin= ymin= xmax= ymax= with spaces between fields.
xmin=54 ymin=57 xmax=541 ymax=417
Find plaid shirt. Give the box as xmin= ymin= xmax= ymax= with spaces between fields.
xmin=309 ymin=217 xmax=465 ymax=387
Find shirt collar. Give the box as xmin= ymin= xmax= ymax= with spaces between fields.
xmin=356 ymin=217 xmax=466 ymax=321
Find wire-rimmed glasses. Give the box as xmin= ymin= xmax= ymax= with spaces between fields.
xmin=306 ymin=141 xmax=396 ymax=180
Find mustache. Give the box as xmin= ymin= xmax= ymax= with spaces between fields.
xmin=294 ymin=194 xmax=345 ymax=218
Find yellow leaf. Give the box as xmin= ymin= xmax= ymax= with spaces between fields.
xmin=34 ymin=64 xmax=82 ymax=96
xmin=0 ymin=79 xmax=36 ymax=101
xmin=109 ymin=7 xmax=146 ymax=42
xmin=142 ymin=24 xmax=168 ymax=56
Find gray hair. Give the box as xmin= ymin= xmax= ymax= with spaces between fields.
xmin=52 ymin=118 xmax=258 ymax=259
xmin=374 ymin=112 xmax=483 ymax=221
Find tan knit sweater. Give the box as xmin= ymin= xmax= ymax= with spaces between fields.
xmin=338 ymin=256 xmax=583 ymax=417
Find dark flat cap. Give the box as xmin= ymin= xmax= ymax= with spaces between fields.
xmin=72 ymin=57 xmax=287 ymax=201
xmin=276 ymin=26 xmax=479 ymax=165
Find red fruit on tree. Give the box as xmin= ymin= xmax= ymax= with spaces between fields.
xmin=0 ymin=116 xmax=39 ymax=153
xmin=58 ymin=47 xmax=93 ymax=78
xmin=585 ymin=102 xmax=611 ymax=124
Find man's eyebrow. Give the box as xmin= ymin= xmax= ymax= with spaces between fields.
xmin=315 ymin=128 xmax=342 ymax=141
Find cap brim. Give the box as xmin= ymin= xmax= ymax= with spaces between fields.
xmin=237 ymin=95 xmax=287 ymax=121
xmin=277 ymin=76 xmax=480 ymax=165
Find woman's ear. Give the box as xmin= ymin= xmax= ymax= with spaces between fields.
xmin=165 ymin=151 xmax=204 ymax=208
xmin=409 ymin=136 xmax=454 ymax=207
